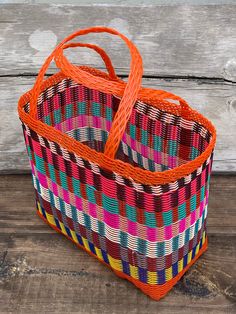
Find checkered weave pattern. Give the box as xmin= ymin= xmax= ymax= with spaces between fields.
xmin=18 ymin=27 xmax=216 ymax=300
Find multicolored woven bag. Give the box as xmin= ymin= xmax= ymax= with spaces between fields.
xmin=18 ymin=27 xmax=216 ymax=300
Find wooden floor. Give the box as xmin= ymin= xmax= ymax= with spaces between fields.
xmin=0 ymin=175 xmax=235 ymax=313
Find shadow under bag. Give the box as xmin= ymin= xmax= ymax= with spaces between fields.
xmin=18 ymin=26 xmax=216 ymax=300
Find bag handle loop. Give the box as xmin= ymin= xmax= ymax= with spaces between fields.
xmin=62 ymin=42 xmax=118 ymax=80
xmin=30 ymin=26 xmax=143 ymax=159
xmin=29 ymin=26 xmax=190 ymax=159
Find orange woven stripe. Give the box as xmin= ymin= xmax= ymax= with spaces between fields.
xmin=37 ymin=209 xmax=208 ymax=301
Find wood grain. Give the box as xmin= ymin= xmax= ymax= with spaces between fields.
xmin=0 ymin=3 xmax=236 ymax=173
xmin=0 ymin=4 xmax=236 ymax=79
xmin=0 ymin=174 xmax=235 ymax=313
xmin=1 ymin=76 xmax=235 ymax=173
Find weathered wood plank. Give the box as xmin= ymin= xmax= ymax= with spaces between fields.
xmin=1 ymin=76 xmax=235 ymax=173
xmin=0 ymin=4 xmax=236 ymax=80
xmin=0 ymin=174 xmax=235 ymax=313
xmin=0 ymin=233 xmax=235 ymax=313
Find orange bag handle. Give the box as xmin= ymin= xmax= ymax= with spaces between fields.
xmin=62 ymin=42 xmax=118 ymax=80
xmin=29 ymin=26 xmax=190 ymax=159
xmin=29 ymin=26 xmax=143 ymax=159
xmin=56 ymin=46 xmax=189 ymax=105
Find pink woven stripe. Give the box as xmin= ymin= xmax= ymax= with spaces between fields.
xmin=31 ymin=162 xmax=208 ymax=243
xmin=28 ymin=134 xmax=210 ymax=214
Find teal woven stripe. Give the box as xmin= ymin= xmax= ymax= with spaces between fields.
xmin=44 ymin=115 xmax=51 ymax=125
xmin=178 ymin=203 xmax=186 ymax=220
xmin=138 ymin=238 xmax=147 ymax=255
xmin=190 ymin=195 xmax=197 ymax=212
xmin=30 ymin=146 xmax=209 ymax=229
xmin=53 ymin=108 xmax=61 ymax=124
xmin=168 ymin=140 xmax=178 ymax=157
xmin=77 ymin=102 xmax=86 ymax=115
xmin=162 ymin=210 xmax=173 ymax=226
xmin=35 ymin=155 xmax=46 ymax=174
xmin=153 ymin=135 xmax=163 ymax=152
xmin=126 ymin=205 xmax=137 ymax=222
xmin=60 ymin=171 xmax=68 ymax=190
xmin=105 ymin=106 xmax=112 ymax=121
xmin=102 ymin=194 xmax=119 ymax=214
xmin=125 ymin=141 xmax=168 ymax=172
xmin=141 ymin=129 xmax=148 ymax=146
xmin=190 ymin=146 xmax=200 ymax=160
xmin=48 ymin=163 xmax=57 ymax=183
xmin=91 ymin=102 xmax=101 ymax=117
xmin=65 ymin=103 xmax=74 ymax=119
xmin=72 ymin=177 xmax=81 ymax=197
xmin=27 ymin=146 xmax=33 ymax=160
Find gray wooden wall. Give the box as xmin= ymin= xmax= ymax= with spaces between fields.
xmin=0 ymin=3 xmax=236 ymax=173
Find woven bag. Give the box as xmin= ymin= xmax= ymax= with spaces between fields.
xmin=18 ymin=27 xmax=216 ymax=300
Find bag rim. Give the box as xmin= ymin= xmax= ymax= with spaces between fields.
xmin=18 ymin=67 xmax=216 ymax=186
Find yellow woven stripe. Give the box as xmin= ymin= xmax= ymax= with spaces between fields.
xmin=165 ymin=266 xmax=172 ymax=281
xmin=178 ymin=258 xmax=184 ymax=273
xmin=37 ymin=202 xmax=43 ymax=215
xmin=129 ymin=264 xmax=139 ymax=280
xmin=38 ymin=204 xmax=207 ymax=284
xmin=45 ymin=212 xmax=56 ymax=226
xmin=195 ymin=241 xmax=200 ymax=256
xmin=70 ymin=230 xmax=78 ymax=243
xmin=147 ymin=271 xmax=157 ymax=285
xmin=59 ymin=222 xmax=67 ymax=235
xmin=187 ymin=249 xmax=192 ymax=264
xmin=108 ymin=255 xmax=122 ymax=272
xmin=202 ymin=231 xmax=206 ymax=244
xmin=95 ymin=247 xmax=103 ymax=260
xmin=82 ymin=237 xmax=90 ymax=251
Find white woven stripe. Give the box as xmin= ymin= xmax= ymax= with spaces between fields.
xmin=32 ymin=172 xmax=207 ymax=258
xmin=27 ymin=126 xmax=211 ymax=195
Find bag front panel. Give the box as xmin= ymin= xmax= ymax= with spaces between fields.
xmin=22 ymin=122 xmax=212 ymax=288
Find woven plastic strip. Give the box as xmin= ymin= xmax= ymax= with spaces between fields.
xmin=18 ymin=26 xmax=216 ymax=300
